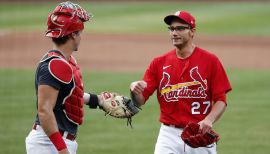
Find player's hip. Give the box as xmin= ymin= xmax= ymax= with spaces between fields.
xmin=25 ymin=125 xmax=78 ymax=154
xmin=155 ymin=124 xmax=217 ymax=154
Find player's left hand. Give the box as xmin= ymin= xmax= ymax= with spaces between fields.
xmin=181 ymin=122 xmax=220 ymax=148
xmin=198 ymin=118 xmax=213 ymax=134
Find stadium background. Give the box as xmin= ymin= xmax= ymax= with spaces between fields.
xmin=0 ymin=0 xmax=269 ymax=153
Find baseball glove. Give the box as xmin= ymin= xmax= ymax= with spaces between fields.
xmin=181 ymin=122 xmax=220 ymax=148
xmin=99 ymin=92 xmax=140 ymax=127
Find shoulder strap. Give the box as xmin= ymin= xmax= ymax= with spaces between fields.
xmin=40 ymin=50 xmax=65 ymax=62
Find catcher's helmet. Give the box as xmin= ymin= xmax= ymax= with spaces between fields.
xmin=45 ymin=1 xmax=92 ymax=38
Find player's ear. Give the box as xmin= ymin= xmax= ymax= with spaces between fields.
xmin=70 ymin=31 xmax=80 ymax=39
xmin=70 ymin=32 xmax=77 ymax=40
xmin=190 ymin=28 xmax=196 ymax=38
xmin=190 ymin=28 xmax=196 ymax=33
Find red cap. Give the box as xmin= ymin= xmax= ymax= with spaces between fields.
xmin=164 ymin=10 xmax=196 ymax=28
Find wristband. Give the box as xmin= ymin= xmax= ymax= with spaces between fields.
xmin=88 ymin=93 xmax=99 ymax=109
xmin=49 ymin=131 xmax=67 ymax=151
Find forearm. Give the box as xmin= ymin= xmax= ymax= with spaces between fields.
xmin=205 ymin=101 xmax=226 ymax=123
xmin=129 ymin=80 xmax=147 ymax=107
xmin=38 ymin=108 xmax=67 ymax=152
xmin=130 ymin=92 xmax=145 ymax=107
xmin=38 ymin=107 xmax=59 ymax=135
xmin=38 ymin=85 xmax=60 ymax=135
xmin=38 ymin=85 xmax=67 ymax=151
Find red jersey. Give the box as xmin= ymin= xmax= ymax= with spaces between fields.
xmin=143 ymin=47 xmax=232 ymax=127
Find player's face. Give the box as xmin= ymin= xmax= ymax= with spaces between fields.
xmin=168 ymin=21 xmax=194 ymax=48
xmin=72 ymin=30 xmax=82 ymax=51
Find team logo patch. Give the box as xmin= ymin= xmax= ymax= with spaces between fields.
xmin=159 ymin=66 xmax=207 ymax=102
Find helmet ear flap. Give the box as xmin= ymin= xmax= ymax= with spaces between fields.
xmin=45 ymin=28 xmax=62 ymax=38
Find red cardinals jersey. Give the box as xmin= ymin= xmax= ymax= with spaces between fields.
xmin=143 ymin=47 xmax=232 ymax=127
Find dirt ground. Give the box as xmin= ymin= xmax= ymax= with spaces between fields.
xmin=0 ymin=31 xmax=269 ymax=72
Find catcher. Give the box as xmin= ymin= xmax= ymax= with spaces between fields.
xmin=25 ymin=2 xmax=138 ymax=154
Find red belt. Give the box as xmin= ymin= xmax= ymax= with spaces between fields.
xmin=33 ymin=124 xmax=76 ymax=141
xmin=163 ymin=123 xmax=184 ymax=129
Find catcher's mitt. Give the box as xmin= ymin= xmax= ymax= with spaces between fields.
xmin=99 ymin=92 xmax=140 ymax=127
xmin=181 ymin=122 xmax=220 ymax=148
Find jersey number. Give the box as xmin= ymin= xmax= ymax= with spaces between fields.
xmin=191 ymin=101 xmax=211 ymax=115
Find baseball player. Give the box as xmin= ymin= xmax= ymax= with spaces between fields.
xmin=130 ymin=10 xmax=232 ymax=154
xmin=25 ymin=2 xmax=109 ymax=154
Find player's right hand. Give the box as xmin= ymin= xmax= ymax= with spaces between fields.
xmin=130 ymin=80 xmax=147 ymax=95
xmin=59 ymin=148 xmax=70 ymax=154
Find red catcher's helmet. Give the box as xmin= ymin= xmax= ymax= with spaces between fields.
xmin=45 ymin=1 xmax=92 ymax=38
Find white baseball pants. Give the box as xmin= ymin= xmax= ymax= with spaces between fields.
xmin=25 ymin=125 xmax=78 ymax=154
xmin=154 ymin=123 xmax=216 ymax=154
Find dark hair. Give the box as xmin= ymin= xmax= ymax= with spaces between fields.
xmin=52 ymin=31 xmax=79 ymax=46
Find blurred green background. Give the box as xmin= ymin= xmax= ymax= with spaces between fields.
xmin=1 ymin=1 xmax=270 ymax=35
xmin=0 ymin=1 xmax=270 ymax=154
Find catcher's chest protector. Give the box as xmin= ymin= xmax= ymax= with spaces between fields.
xmin=63 ymin=56 xmax=84 ymax=125
xmin=44 ymin=51 xmax=84 ymax=125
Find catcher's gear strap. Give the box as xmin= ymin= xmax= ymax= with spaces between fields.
xmin=48 ymin=58 xmax=73 ymax=84
xmin=88 ymin=93 xmax=99 ymax=109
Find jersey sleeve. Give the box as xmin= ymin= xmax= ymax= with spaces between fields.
xmin=210 ymin=57 xmax=232 ymax=103
xmin=37 ymin=62 xmax=62 ymax=90
xmin=142 ymin=58 xmax=158 ymax=101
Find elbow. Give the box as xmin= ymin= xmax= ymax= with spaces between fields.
xmin=37 ymin=105 xmax=53 ymax=121
xmin=218 ymin=101 xmax=227 ymax=110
